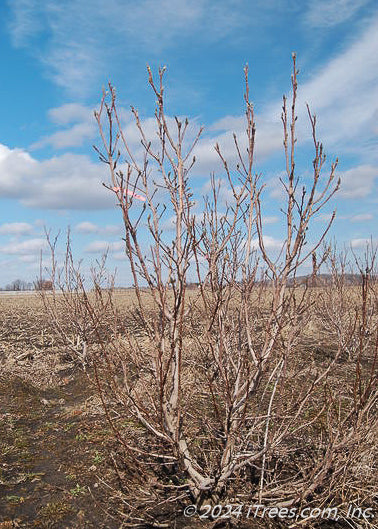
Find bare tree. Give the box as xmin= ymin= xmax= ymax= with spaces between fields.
xmin=39 ymin=230 xmax=115 ymax=367
xmin=42 ymin=55 xmax=377 ymax=524
xmin=4 ymin=278 xmax=33 ymax=291
xmin=34 ymin=278 xmax=53 ymax=291
xmin=91 ymin=55 xmax=342 ymax=501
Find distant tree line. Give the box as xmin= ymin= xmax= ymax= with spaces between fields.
xmin=0 ymin=279 xmax=53 ymax=291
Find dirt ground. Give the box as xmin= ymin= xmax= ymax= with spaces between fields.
xmin=0 ymin=369 xmax=127 ymax=528
xmin=0 ymin=294 xmax=127 ymax=528
xmin=0 ymin=373 xmax=358 ymax=529
xmin=0 ymin=294 xmax=206 ymax=528
xmin=0 ymin=293 xmax=376 ymax=528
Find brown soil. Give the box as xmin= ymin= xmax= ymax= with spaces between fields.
xmin=0 ymin=370 xmax=125 ymax=528
xmin=0 ymin=293 xmax=375 ymax=528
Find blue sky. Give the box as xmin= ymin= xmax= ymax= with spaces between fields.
xmin=0 ymin=0 xmax=377 ymax=286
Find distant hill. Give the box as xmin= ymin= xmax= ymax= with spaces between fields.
xmin=287 ymin=273 xmax=369 ymax=287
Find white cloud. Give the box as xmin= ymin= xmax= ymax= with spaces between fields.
xmin=304 ymin=0 xmax=371 ymax=28
xmin=296 ymin=16 xmax=378 ymax=159
xmin=6 ymin=1 xmax=378 ymax=169
xmin=0 ymin=222 xmax=34 ymax=236
xmin=199 ymin=15 xmax=378 ymax=166
xmin=338 ymin=165 xmax=377 ymax=198
xmin=0 ymin=237 xmax=47 ymax=255
xmin=350 ymin=213 xmax=373 ymax=222
xmin=75 ymin=221 xmax=98 ymax=233
xmin=75 ymin=221 xmax=122 ymax=235
xmin=102 ymin=225 xmax=122 ymax=235
xmin=262 ymin=235 xmax=282 ymax=249
xmin=32 ymin=121 xmax=96 ymax=150
xmin=48 ymin=103 xmax=94 ymax=126
xmin=19 ymin=254 xmax=39 ymax=263
xmin=2 ymin=12 xmax=378 ymax=215
xmin=251 ymin=235 xmax=282 ymax=250
xmin=0 ymin=128 xmax=203 ymax=210
xmin=263 ymin=216 xmax=279 ymax=225
xmin=173 ymin=16 xmax=378 ymax=185
xmin=267 ymin=164 xmax=377 ymax=203
xmin=160 ymin=216 xmax=177 ymax=231
xmin=209 ymin=114 xmax=282 ymax=159
xmin=8 ymin=0 xmax=43 ymax=47
xmin=0 ymin=143 xmax=114 ymax=209
xmin=31 ymin=104 xmax=96 ymax=150
xmin=350 ymin=237 xmax=377 ymax=248
xmin=192 ymin=113 xmax=282 ymax=173
xmin=7 ymin=0 xmax=246 ymax=96
xmin=85 ymin=240 xmax=124 ymax=253
xmin=113 ymin=251 xmax=127 ymax=261
xmin=197 ymin=12 xmax=378 ymax=193
xmin=266 ymin=172 xmax=287 ymax=200
xmin=316 ymin=212 xmax=335 ymax=223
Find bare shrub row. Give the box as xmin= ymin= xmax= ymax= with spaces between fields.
xmin=40 ymin=56 xmax=377 ymax=526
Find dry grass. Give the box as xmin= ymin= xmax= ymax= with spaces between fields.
xmin=1 ymin=282 xmax=377 ymax=528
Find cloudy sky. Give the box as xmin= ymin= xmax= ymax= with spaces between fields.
xmin=0 ymin=0 xmax=377 ymax=286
